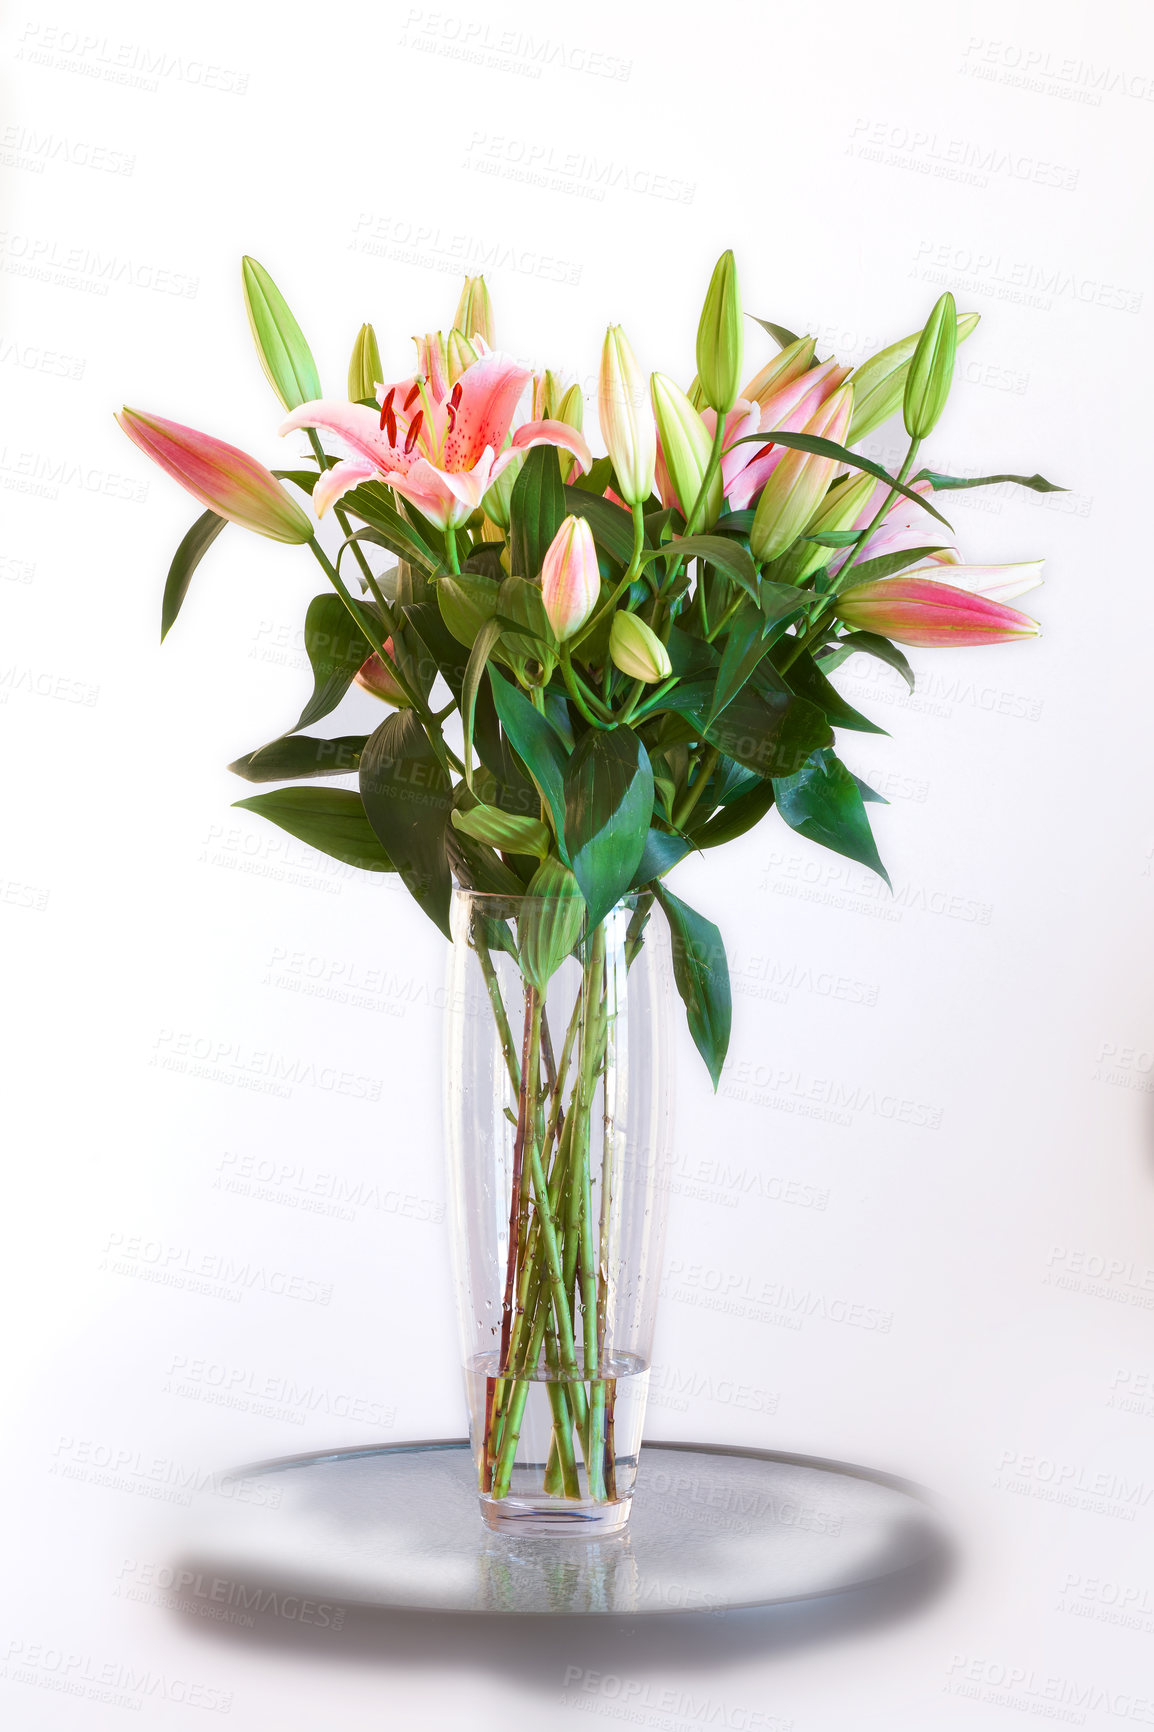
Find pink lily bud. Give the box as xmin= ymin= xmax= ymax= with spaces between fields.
xmin=446 ymin=328 xmax=480 ymax=386
xmin=540 ymin=515 xmax=600 ymax=642
xmin=414 ymin=332 xmax=449 ymax=400
xmin=835 ymin=576 xmax=1041 ymax=646
xmin=354 ymin=639 xmax=412 ymax=706
xmin=116 ymin=408 xmax=312 ymax=543
xmin=598 ymin=326 xmax=656 ymax=506
xmin=749 ymin=382 xmax=854 ymax=562
xmin=742 ymin=334 xmax=817 ymax=408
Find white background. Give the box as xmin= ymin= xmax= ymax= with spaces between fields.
xmin=3 ymin=0 xmax=1153 ymax=1724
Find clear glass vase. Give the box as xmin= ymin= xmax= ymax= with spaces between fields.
xmin=444 ymin=888 xmax=673 ymax=1535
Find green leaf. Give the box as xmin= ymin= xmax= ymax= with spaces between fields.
xmin=563 ymin=725 xmax=654 ymax=924
xmin=836 ymin=545 xmax=950 ymax=592
xmin=343 ymin=480 xmax=441 ymax=570
xmin=693 ymin=778 xmax=776 ymax=847
xmin=630 ymin=828 xmax=693 ymax=887
xmin=562 ymin=485 xmax=637 ymax=566
xmin=674 ymin=670 xmax=833 ymax=781
xmin=437 ymin=573 xmax=501 ymax=649
xmin=450 ymin=803 xmax=551 ymax=856
xmin=760 ymin=582 xmax=811 ymax=631
xmin=295 ymin=594 xmax=377 ymax=731
xmin=233 ymin=787 xmax=394 ymax=873
xmin=752 ymin=318 xmax=801 ymax=350
xmin=488 ymin=668 xmax=570 ymax=852
xmin=653 ymin=884 xmax=731 ymax=1089
xmin=510 ymin=444 xmax=565 ymax=579
xmin=805 ymin=529 xmax=861 ymax=548
xmin=773 ymin=747 xmax=889 ymax=885
xmin=912 ymin=468 xmax=1066 ymax=495
xmin=641 ymin=534 xmax=758 ymax=601
xmin=359 ymin=711 xmax=454 ymax=936
xmin=836 ymin=630 xmax=915 ymax=692
xmin=229 ymin=734 xmax=367 ymax=782
xmin=709 ymin=606 xmax=774 ymax=726
xmin=445 ymin=826 xmax=527 ymax=897
xmin=780 ymin=651 xmax=888 ymax=735
xmin=161 ymin=510 xmax=226 ymax=641
xmin=726 ymin=432 xmax=954 ymax=530
xmin=570 ymin=454 xmax=617 ymax=498
xmin=854 ymin=774 xmax=888 ymax=805
xmin=462 ymin=618 xmax=503 ymax=790
xmin=241 ymin=257 xmax=322 ymax=412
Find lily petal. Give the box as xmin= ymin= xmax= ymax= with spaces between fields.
xmin=314 ymin=457 xmax=376 ymax=517
xmin=280 ymin=399 xmax=394 ymax=469
xmin=498 ymin=418 xmax=592 ymax=474
xmin=441 ymin=349 xmax=533 ymax=472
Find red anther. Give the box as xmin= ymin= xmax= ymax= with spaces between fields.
xmin=380 ymin=387 xmax=397 ymax=444
xmin=446 ymin=381 xmax=463 ymax=433
xmin=404 ymin=409 xmax=424 ymax=455
xmin=403 ymin=381 xmax=422 ymax=411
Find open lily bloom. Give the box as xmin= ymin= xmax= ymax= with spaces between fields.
xmin=280 ymin=345 xmax=592 ymax=530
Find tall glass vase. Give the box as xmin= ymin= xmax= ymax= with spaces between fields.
xmin=445 ymin=888 xmax=673 ymax=1535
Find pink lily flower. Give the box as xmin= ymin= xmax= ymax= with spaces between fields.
xmin=835 ymin=575 xmax=1041 ymax=646
xmin=829 ymin=478 xmax=960 ymax=576
xmin=900 ymin=559 xmax=1044 ymax=602
xmin=280 ymin=346 xmax=592 ymax=531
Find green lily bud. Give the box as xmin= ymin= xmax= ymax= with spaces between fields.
xmin=686 ymin=374 xmax=708 ymax=412
xmin=241 ymin=256 xmax=321 ymax=412
xmin=847 ymin=310 xmax=979 ymax=444
xmin=903 ymin=292 xmax=957 ymax=439
xmin=599 ymin=326 xmax=656 ymax=506
xmin=520 ymin=856 xmax=586 ymax=992
xmin=554 ymin=381 xmax=584 ymax=482
xmin=446 ymin=327 xmax=480 ymax=386
xmin=650 ymin=372 xmax=722 ymax=528
xmin=772 ymin=471 xmax=875 ymax=586
xmin=742 ymin=335 xmax=817 ymax=408
xmin=695 ymin=249 xmax=743 ymax=415
xmin=453 ymin=275 xmax=494 ymax=346
xmin=609 ymin=612 xmax=673 ymax=683
xmin=347 ymin=323 xmax=382 ymax=402
xmin=451 ymin=803 xmax=551 ymax=857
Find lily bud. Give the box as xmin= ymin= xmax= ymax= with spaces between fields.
xmin=532 ymin=369 xmax=565 ymax=422
xmin=541 ymin=515 xmax=600 ymax=642
xmin=835 ymin=575 xmax=1041 ymax=646
xmin=650 ymin=371 xmax=722 ymax=527
xmin=609 ymin=612 xmax=673 ymax=682
xmin=116 ymin=408 xmax=313 ymax=544
xmin=453 ymin=275 xmax=494 ymax=346
xmin=742 ymin=334 xmax=817 ymax=408
xmin=686 ymin=374 xmax=708 ymax=412
xmin=347 ymin=323 xmax=382 ymax=402
xmin=696 ymin=249 xmax=744 ymax=415
xmin=520 ymin=855 xmax=586 ymax=991
xmin=414 ymin=331 xmax=449 ymax=399
xmin=554 ymin=381 xmax=584 ymax=481
xmin=446 ymin=327 xmax=480 ymax=386
xmin=241 ymin=256 xmax=322 ymax=412
xmin=749 ymin=381 xmax=854 ymax=563
xmin=355 ymin=639 xmax=412 ymax=706
xmin=598 ymin=326 xmax=656 ymax=506
xmin=772 ymin=470 xmax=876 ymax=586
xmin=451 ymin=803 xmax=551 ymax=857
xmin=904 ymin=292 xmax=957 ymax=439
xmin=848 ymin=310 xmax=979 ymax=444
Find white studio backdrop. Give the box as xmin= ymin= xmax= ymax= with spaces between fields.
xmin=2 ymin=0 xmax=1153 ymax=1724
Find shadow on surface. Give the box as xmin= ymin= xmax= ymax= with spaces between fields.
xmin=169 ymin=1535 xmax=955 ymax=1685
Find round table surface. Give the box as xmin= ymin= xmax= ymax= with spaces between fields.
xmin=176 ymin=1439 xmax=947 ymax=1618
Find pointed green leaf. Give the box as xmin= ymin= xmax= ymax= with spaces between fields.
xmin=780 ymin=652 xmax=888 ymax=734
xmin=693 ymin=778 xmax=776 ymax=847
xmin=641 ymin=534 xmax=758 ymax=601
xmin=233 ymin=787 xmax=394 ymax=873
xmin=562 ymin=484 xmax=636 ymax=566
xmin=295 ymin=594 xmax=377 ymax=731
xmin=773 ymin=747 xmax=889 ymax=884
xmin=752 ymin=318 xmax=802 ymax=350
xmin=488 ymin=667 xmax=570 ymax=853
xmin=161 ymin=510 xmax=227 ymax=641
xmin=229 ymin=734 xmax=367 ymax=782
xmin=563 ymin=725 xmax=654 ymax=924
xmin=835 ymin=545 xmax=950 ymax=592
xmin=653 ymin=884 xmax=731 ymax=1089
xmin=912 ymin=469 xmax=1066 ymax=495
xmin=727 ymin=432 xmax=954 ymax=530
xmin=359 ymin=710 xmax=454 ymax=936
xmin=630 ymin=828 xmax=693 ymax=887
xmin=835 ymin=631 xmax=915 ymax=692
xmin=462 ymin=618 xmax=504 ymax=790
xmin=510 ymin=444 xmax=565 ymax=579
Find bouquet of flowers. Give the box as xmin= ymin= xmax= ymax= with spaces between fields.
xmin=118 ymin=253 xmax=1057 ymax=1518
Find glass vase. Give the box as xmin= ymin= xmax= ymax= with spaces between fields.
xmin=444 ymin=888 xmax=673 ymax=1536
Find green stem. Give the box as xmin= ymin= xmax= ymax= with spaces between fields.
xmin=671 ymin=744 xmax=720 ymax=831
xmin=446 ymin=524 xmax=460 ymax=574
xmin=579 ymin=502 xmax=648 ymax=641
xmin=561 ymin=647 xmax=616 ymax=727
